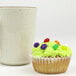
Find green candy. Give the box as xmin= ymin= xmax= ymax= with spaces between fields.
xmin=52 ymin=44 xmax=59 ymax=50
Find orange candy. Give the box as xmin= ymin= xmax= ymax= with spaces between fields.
xmin=54 ymin=40 xmax=60 ymax=45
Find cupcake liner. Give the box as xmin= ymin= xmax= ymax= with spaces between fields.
xmin=32 ymin=56 xmax=71 ymax=74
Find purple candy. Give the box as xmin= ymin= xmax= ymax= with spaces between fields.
xmin=34 ymin=42 xmax=40 ymax=47
xmin=40 ymin=44 xmax=47 ymax=50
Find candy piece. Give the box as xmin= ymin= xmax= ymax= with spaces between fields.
xmin=44 ymin=38 xmax=50 ymax=42
xmin=61 ymin=45 xmax=67 ymax=50
xmin=54 ymin=40 xmax=60 ymax=45
xmin=34 ymin=42 xmax=40 ymax=47
xmin=40 ymin=44 xmax=47 ymax=50
xmin=52 ymin=44 xmax=59 ymax=50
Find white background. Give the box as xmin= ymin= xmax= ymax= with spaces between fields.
xmin=0 ymin=0 xmax=76 ymax=76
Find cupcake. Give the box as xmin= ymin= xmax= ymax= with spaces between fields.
xmin=32 ymin=38 xmax=72 ymax=74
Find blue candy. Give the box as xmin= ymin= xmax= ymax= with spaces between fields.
xmin=34 ymin=42 xmax=40 ymax=47
xmin=40 ymin=44 xmax=47 ymax=50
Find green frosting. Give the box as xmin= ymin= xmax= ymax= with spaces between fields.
xmin=32 ymin=41 xmax=72 ymax=57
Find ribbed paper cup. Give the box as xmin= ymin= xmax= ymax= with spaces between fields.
xmin=32 ymin=56 xmax=71 ymax=74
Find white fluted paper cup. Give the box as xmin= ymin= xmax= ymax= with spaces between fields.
xmin=32 ymin=56 xmax=71 ymax=74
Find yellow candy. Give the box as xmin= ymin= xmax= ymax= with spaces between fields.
xmin=61 ymin=46 xmax=67 ymax=50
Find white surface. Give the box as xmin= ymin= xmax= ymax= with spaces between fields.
xmin=0 ymin=63 xmax=75 ymax=76
xmin=0 ymin=0 xmax=76 ymax=76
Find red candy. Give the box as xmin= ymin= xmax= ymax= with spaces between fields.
xmin=44 ymin=38 xmax=50 ymax=42
xmin=54 ymin=40 xmax=60 ymax=45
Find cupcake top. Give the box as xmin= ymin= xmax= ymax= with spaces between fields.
xmin=32 ymin=38 xmax=72 ymax=57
